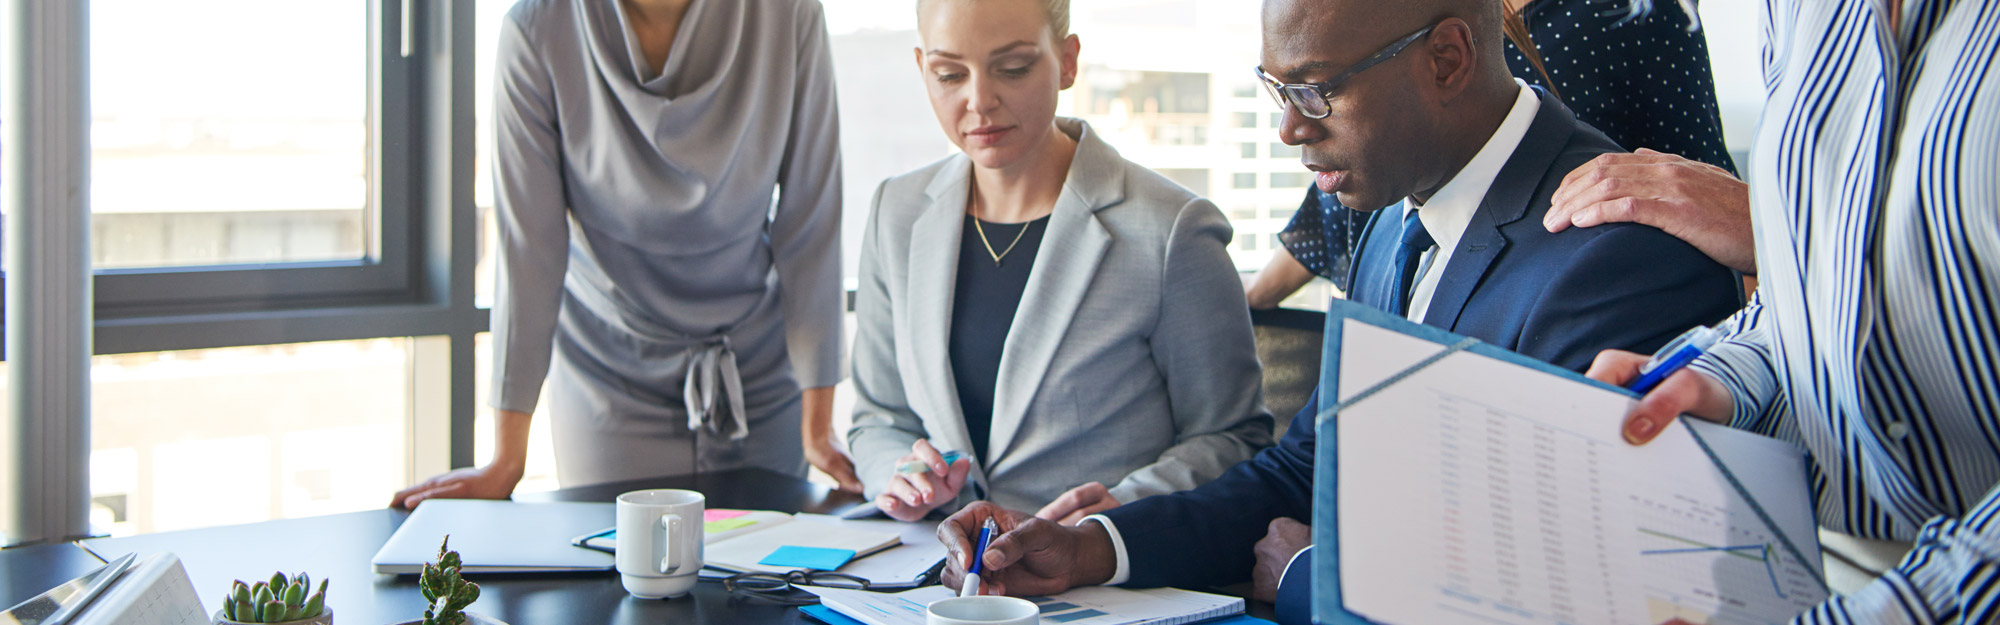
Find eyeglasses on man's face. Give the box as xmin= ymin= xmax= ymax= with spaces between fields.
xmin=1254 ymin=22 xmax=1439 ymax=119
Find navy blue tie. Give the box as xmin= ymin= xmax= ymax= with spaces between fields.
xmin=1391 ymin=210 xmax=1435 ymax=317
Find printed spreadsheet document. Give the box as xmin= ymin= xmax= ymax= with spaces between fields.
xmin=1335 ymin=320 xmax=1828 ymax=625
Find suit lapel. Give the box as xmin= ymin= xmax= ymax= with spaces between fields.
xmin=985 ymin=120 xmax=1122 ymax=465
xmin=1344 ymin=207 xmax=1400 ymax=313
xmin=909 ymin=159 xmax=977 ymax=458
xmin=1421 ymin=89 xmax=1577 ymax=330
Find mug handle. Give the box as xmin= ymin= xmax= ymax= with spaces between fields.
xmin=657 ymin=514 xmax=682 ymax=575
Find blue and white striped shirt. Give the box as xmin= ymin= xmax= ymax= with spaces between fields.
xmin=1687 ymin=0 xmax=2000 ymax=621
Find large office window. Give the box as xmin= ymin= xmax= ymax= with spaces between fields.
xmin=90 ymin=0 xmax=369 ymax=270
xmin=89 ymin=339 xmax=410 ymax=536
xmin=82 ymin=0 xmax=428 ymax=316
xmin=5 ymin=0 xmax=472 ymax=543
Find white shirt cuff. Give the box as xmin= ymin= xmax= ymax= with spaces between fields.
xmin=1277 ymin=544 xmax=1311 ymax=590
xmin=1082 ymin=514 xmax=1131 ymax=586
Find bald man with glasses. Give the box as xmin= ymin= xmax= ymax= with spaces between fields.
xmin=931 ymin=0 xmax=1739 ymax=620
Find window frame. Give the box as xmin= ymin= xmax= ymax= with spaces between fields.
xmin=79 ymin=0 xmax=422 ymax=317
xmin=0 ymin=0 xmax=482 ymax=350
xmin=2 ymin=1 xmax=486 ymax=542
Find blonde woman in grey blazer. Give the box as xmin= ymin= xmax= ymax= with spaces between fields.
xmin=849 ymin=0 xmax=1271 ymax=523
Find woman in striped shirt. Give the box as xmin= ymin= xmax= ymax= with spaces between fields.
xmin=1586 ymin=0 xmax=2000 ymax=622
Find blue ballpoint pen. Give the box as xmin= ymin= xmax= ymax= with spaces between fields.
xmin=1627 ymin=323 xmax=1727 ymax=394
xmin=962 ymin=517 xmax=997 ymax=597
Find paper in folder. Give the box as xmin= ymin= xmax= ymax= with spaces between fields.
xmin=1311 ymin=300 xmax=1828 ymax=625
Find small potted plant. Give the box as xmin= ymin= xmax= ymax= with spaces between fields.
xmin=212 ymin=571 xmax=330 ymax=625
xmin=392 ymin=536 xmax=504 ymax=625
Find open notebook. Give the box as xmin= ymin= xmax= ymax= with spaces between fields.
xmin=703 ymin=517 xmax=902 ymax=575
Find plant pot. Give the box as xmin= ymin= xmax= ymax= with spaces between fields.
xmin=212 ymin=608 xmax=333 ymax=625
xmin=385 ymin=613 xmax=508 ymax=625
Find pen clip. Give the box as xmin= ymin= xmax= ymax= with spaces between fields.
xmin=1640 ymin=325 xmax=1720 ymax=375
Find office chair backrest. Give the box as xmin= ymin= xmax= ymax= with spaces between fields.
xmin=1250 ymin=307 xmax=1326 ymax=441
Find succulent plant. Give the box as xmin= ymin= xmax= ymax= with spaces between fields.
xmin=222 ymin=571 xmax=327 ymax=623
xmin=419 ymin=536 xmax=481 ymax=625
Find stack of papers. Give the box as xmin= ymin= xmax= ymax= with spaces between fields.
xmin=803 ymin=585 xmax=1247 ymax=625
xmin=786 ymin=514 xmax=950 ymax=589
xmin=1321 ymin=307 xmax=1829 ymax=625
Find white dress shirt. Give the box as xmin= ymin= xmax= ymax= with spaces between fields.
xmin=1403 ymin=80 xmax=1540 ymax=321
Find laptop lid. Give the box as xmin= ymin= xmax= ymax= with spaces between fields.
xmin=371 ymin=500 xmax=615 ymax=574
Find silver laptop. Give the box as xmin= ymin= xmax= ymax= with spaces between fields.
xmin=371 ymin=499 xmax=616 ymax=574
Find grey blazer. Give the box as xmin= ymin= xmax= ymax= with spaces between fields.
xmin=848 ymin=118 xmax=1274 ymax=513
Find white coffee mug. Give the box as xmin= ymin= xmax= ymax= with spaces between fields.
xmin=926 ymin=596 xmax=1040 ymax=625
xmin=615 ymin=489 xmax=705 ymax=599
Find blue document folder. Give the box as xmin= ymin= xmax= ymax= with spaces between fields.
xmin=1310 ymin=299 xmax=1825 ymax=624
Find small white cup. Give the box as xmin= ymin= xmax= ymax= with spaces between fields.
xmin=615 ymin=489 xmax=705 ymax=599
xmin=926 ymin=596 xmax=1040 ymax=625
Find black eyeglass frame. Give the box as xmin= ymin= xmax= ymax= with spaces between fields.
xmin=1253 ymin=22 xmax=1439 ymax=119
xmin=728 ymin=568 xmax=868 ymax=592
xmin=723 ymin=569 xmax=872 ymax=593
xmin=720 ymin=569 xmax=874 ymax=607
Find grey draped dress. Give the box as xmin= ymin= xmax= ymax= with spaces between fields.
xmin=490 ymin=0 xmax=843 ymax=486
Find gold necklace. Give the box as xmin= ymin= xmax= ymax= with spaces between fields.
xmin=971 ymin=201 xmax=1034 ymax=265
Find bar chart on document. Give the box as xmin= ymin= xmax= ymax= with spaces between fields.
xmin=1336 ymin=320 xmax=1826 ymax=625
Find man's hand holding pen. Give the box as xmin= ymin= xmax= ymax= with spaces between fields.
xmin=937 ymin=502 xmax=1119 ymax=597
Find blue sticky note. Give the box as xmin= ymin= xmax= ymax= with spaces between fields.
xmin=800 ymin=604 xmax=861 ymax=625
xmin=759 ymin=545 xmax=857 ymax=571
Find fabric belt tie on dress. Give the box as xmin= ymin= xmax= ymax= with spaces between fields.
xmin=682 ymin=336 xmax=749 ymax=441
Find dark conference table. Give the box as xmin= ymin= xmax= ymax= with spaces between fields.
xmin=25 ymin=469 xmax=866 ymax=625
xmin=9 ymin=469 xmax=1274 ymax=624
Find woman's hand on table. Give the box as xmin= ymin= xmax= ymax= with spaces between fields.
xmin=391 ymin=461 xmax=523 ymax=509
xmin=800 ymin=386 xmax=864 ymax=493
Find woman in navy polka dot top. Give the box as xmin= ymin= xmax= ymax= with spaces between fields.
xmin=1248 ymin=0 xmax=1734 ymax=306
xmin=1506 ymin=0 xmax=1733 ymax=173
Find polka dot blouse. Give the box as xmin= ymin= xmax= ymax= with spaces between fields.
xmin=1280 ymin=0 xmax=1737 ymax=283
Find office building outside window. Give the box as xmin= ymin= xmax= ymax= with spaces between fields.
xmin=90 ymin=0 xmax=368 ymax=270
xmin=89 ymin=340 xmax=410 ymax=536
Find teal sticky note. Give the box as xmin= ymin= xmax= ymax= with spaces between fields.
xmin=759 ymin=546 xmax=857 ymax=571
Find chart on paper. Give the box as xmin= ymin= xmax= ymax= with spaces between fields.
xmin=1630 ymin=494 xmax=1827 ymax=625
xmin=1335 ymin=320 xmax=1825 ymax=625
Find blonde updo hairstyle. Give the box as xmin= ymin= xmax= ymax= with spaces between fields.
xmin=917 ymin=0 xmax=1072 ymax=40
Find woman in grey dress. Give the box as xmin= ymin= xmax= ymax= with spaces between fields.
xmin=393 ymin=0 xmax=856 ymax=507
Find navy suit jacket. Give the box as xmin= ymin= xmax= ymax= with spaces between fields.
xmin=1097 ymin=89 xmax=1740 ymax=590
